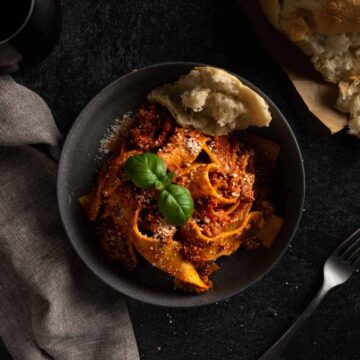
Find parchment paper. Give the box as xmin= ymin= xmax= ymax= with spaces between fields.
xmin=238 ymin=0 xmax=348 ymax=134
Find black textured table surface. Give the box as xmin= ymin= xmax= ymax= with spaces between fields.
xmin=3 ymin=0 xmax=360 ymax=359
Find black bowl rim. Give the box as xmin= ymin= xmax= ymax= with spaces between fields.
xmin=57 ymin=61 xmax=305 ymax=307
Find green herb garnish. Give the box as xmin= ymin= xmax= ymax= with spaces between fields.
xmin=124 ymin=152 xmax=167 ymax=189
xmin=158 ymin=184 xmax=194 ymax=226
xmin=124 ymin=152 xmax=194 ymax=225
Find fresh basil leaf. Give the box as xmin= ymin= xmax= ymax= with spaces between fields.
xmin=124 ymin=153 xmax=194 ymax=225
xmin=158 ymin=184 xmax=194 ymax=225
xmin=124 ymin=152 xmax=167 ymax=189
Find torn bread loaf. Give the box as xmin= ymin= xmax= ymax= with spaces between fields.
xmin=260 ymin=0 xmax=360 ymax=136
xmin=260 ymin=0 xmax=360 ymax=83
xmin=336 ymin=76 xmax=360 ymax=135
xmin=148 ymin=66 xmax=271 ymax=136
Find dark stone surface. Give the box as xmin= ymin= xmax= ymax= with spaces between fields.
xmin=2 ymin=0 xmax=359 ymax=359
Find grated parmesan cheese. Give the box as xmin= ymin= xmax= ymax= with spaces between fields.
xmin=97 ymin=113 xmax=133 ymax=157
xmin=154 ymin=218 xmax=177 ymax=240
xmin=184 ymin=136 xmax=201 ymax=155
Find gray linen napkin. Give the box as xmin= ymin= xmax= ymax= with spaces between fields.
xmin=0 ymin=76 xmax=139 ymax=360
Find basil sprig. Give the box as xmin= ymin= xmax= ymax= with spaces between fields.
xmin=124 ymin=152 xmax=194 ymax=225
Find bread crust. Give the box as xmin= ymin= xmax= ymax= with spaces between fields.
xmin=259 ymin=0 xmax=281 ymax=27
xmin=260 ymin=0 xmax=360 ymax=40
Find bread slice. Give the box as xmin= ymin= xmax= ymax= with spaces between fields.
xmin=148 ymin=66 xmax=271 ymax=136
xmin=336 ymin=76 xmax=360 ymax=136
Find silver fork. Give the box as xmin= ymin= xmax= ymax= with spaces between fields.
xmin=259 ymin=228 xmax=360 ymax=360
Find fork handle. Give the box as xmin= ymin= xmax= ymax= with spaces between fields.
xmin=259 ymin=282 xmax=330 ymax=360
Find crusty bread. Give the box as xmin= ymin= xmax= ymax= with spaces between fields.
xmin=298 ymin=32 xmax=360 ymax=84
xmin=260 ymin=0 xmax=360 ymax=136
xmin=148 ymin=66 xmax=271 ymax=136
xmin=260 ymin=0 xmax=360 ymax=83
xmin=336 ymin=76 xmax=360 ymax=135
xmin=260 ymin=0 xmax=360 ymax=40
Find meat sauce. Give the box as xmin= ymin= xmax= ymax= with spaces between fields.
xmin=81 ymin=101 xmax=281 ymax=292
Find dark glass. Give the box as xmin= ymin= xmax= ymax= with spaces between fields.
xmin=0 ymin=0 xmax=62 ymax=74
xmin=0 ymin=0 xmax=33 ymax=41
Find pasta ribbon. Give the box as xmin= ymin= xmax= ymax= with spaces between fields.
xmin=79 ymin=102 xmax=283 ymax=292
xmin=131 ymin=210 xmax=209 ymax=291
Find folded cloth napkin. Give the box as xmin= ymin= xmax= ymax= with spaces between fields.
xmin=0 ymin=76 xmax=139 ymax=360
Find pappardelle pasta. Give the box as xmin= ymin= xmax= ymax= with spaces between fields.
xmin=80 ymin=102 xmax=283 ymax=293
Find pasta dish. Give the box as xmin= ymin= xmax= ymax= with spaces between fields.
xmin=80 ymin=102 xmax=283 ymax=293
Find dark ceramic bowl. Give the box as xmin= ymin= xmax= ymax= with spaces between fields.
xmin=57 ymin=62 xmax=305 ymax=307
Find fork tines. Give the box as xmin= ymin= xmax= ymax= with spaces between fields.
xmin=334 ymin=228 xmax=360 ymax=266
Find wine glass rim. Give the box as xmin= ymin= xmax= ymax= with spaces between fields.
xmin=0 ymin=0 xmax=35 ymax=45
